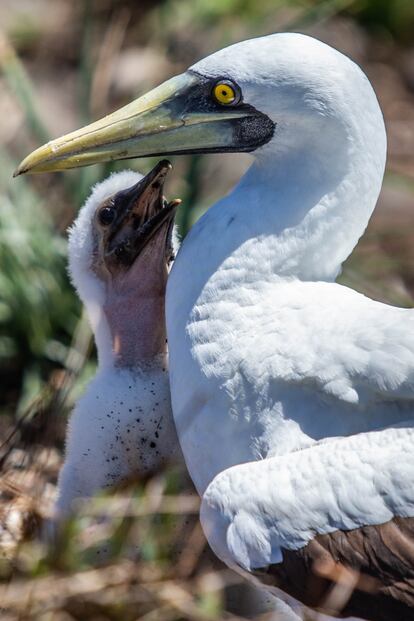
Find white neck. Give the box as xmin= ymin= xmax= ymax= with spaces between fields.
xmin=192 ymin=110 xmax=385 ymax=294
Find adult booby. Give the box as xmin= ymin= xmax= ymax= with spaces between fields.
xmin=16 ymin=34 xmax=414 ymax=619
xmin=57 ymin=161 xmax=181 ymax=517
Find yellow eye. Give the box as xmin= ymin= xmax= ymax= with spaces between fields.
xmin=213 ymin=81 xmax=238 ymax=105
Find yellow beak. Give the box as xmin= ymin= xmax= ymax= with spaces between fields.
xmin=14 ymin=71 xmax=274 ymax=176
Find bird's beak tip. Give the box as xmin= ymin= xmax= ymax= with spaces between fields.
xmin=13 ymin=153 xmax=39 ymax=177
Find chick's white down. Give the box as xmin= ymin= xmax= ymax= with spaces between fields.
xmin=56 ymin=171 xmax=180 ymax=517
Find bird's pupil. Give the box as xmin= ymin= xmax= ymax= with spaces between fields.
xmin=99 ymin=207 xmax=115 ymax=225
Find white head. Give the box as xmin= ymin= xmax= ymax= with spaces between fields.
xmin=68 ymin=162 xmax=179 ymax=368
xmin=189 ymin=34 xmax=387 ymax=278
xmin=191 ymin=33 xmax=384 ymax=157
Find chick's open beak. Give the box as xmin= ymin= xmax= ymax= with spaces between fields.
xmin=14 ymin=72 xmax=274 ymax=175
xmin=104 ymin=160 xmax=180 ymax=268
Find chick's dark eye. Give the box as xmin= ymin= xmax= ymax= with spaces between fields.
xmin=99 ymin=206 xmax=116 ymax=225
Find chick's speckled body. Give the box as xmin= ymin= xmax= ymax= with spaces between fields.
xmin=58 ymin=365 xmax=175 ymax=513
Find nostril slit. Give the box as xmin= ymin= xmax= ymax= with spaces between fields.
xmin=115 ymin=243 xmax=127 ymax=257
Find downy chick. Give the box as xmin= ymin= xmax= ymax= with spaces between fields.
xmin=57 ymin=160 xmax=181 ymax=517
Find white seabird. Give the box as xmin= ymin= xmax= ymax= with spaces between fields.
xmin=57 ymin=161 xmax=180 ymax=517
xmin=16 ymin=33 xmax=414 ymax=620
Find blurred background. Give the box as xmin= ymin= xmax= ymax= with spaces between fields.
xmin=0 ymin=1 xmax=413 ymax=619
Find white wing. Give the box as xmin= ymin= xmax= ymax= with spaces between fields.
xmin=200 ymin=425 xmax=414 ymax=571
xmin=235 ymin=280 xmax=414 ymax=407
xmin=170 ymin=279 xmax=414 ymax=494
